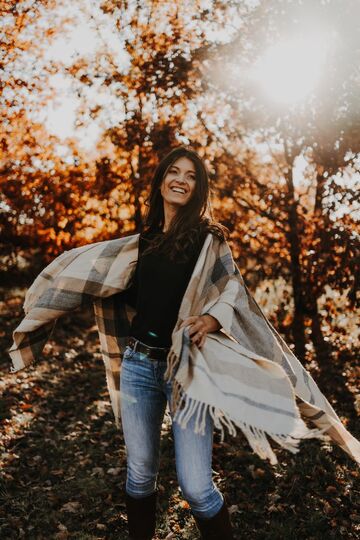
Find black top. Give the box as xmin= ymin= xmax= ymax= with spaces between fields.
xmin=121 ymin=227 xmax=207 ymax=347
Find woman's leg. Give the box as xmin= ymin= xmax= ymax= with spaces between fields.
xmin=167 ymin=389 xmax=234 ymax=538
xmin=120 ymin=348 xmax=167 ymax=498
xmin=164 ymin=383 xmax=224 ymax=519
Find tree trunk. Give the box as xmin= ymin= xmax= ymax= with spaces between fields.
xmin=287 ymin=200 xmax=307 ymax=361
xmin=308 ymin=168 xmax=334 ymax=363
xmin=307 ymin=295 xmax=333 ymax=362
xmin=283 ymin=137 xmax=307 ymax=361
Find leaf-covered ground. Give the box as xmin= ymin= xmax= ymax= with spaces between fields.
xmin=0 ymin=288 xmax=359 ymax=539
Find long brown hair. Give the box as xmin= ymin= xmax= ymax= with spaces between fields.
xmin=141 ymin=145 xmax=229 ymax=262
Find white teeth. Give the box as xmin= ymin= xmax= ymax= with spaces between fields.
xmin=172 ymin=187 xmax=186 ymax=193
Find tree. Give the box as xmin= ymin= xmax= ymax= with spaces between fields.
xmin=199 ymin=0 xmax=360 ymax=362
xmin=67 ymin=0 xmax=252 ymax=229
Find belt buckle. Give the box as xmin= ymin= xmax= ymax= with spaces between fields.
xmin=128 ymin=337 xmax=168 ymax=361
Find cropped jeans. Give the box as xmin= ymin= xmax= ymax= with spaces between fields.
xmin=119 ymin=341 xmax=224 ymax=519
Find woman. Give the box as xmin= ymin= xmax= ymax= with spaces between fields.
xmin=119 ymin=145 xmax=234 ymax=539
xmin=8 ymin=146 xmax=360 ymax=539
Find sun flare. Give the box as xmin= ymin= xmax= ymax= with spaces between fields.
xmin=250 ymin=32 xmax=330 ymax=105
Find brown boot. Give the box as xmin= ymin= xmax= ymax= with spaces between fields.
xmin=125 ymin=489 xmax=157 ymax=540
xmin=193 ymin=499 xmax=234 ymax=540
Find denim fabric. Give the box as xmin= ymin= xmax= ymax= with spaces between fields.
xmin=119 ymin=343 xmax=224 ymax=519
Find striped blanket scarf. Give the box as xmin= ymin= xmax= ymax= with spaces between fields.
xmin=7 ymin=232 xmax=360 ymax=466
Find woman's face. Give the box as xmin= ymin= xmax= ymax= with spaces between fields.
xmin=160 ymin=156 xmax=197 ymax=209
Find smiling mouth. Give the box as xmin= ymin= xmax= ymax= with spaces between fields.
xmin=171 ymin=187 xmax=187 ymax=194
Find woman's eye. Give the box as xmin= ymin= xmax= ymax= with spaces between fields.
xmin=168 ymin=168 xmax=195 ymax=180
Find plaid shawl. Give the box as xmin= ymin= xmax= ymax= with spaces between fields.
xmin=7 ymin=232 xmax=360 ymax=466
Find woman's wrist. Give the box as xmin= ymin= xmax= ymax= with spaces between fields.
xmin=201 ymin=314 xmax=221 ymax=332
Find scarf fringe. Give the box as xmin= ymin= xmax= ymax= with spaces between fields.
xmin=164 ymin=348 xmax=180 ymax=384
xmin=170 ymin=376 xmax=328 ymax=466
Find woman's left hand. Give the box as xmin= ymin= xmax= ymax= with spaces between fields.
xmin=179 ymin=314 xmax=221 ymax=349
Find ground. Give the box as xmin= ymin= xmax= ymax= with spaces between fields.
xmin=0 ymin=288 xmax=359 ymax=539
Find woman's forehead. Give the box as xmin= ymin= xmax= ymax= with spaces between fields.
xmin=170 ymin=156 xmax=196 ymax=171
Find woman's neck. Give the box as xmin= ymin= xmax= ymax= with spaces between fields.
xmin=163 ymin=204 xmax=178 ymax=233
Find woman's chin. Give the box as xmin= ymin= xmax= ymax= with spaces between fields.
xmin=164 ymin=197 xmax=189 ymax=207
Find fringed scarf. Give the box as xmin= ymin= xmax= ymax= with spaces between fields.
xmin=8 ymin=232 xmax=360 ymax=466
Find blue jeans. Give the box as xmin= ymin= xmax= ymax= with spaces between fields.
xmin=119 ymin=342 xmax=224 ymax=519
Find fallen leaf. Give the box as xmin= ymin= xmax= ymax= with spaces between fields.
xmin=60 ymin=501 xmax=83 ymax=513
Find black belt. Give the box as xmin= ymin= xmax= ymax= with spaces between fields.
xmin=127 ymin=337 xmax=170 ymax=362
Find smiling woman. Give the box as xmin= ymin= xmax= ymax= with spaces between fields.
xmin=117 ymin=145 xmax=234 ymax=539
xmin=160 ymin=157 xmax=197 ymax=228
xmin=140 ymin=146 xmax=229 ymax=265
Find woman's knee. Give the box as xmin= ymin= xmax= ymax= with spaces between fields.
xmin=178 ymin=480 xmax=224 ymax=518
xmin=126 ymin=458 xmax=159 ymax=497
xmin=178 ymin=476 xmax=215 ymax=505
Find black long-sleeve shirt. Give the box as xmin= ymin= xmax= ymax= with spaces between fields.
xmin=121 ymin=228 xmax=207 ymax=347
